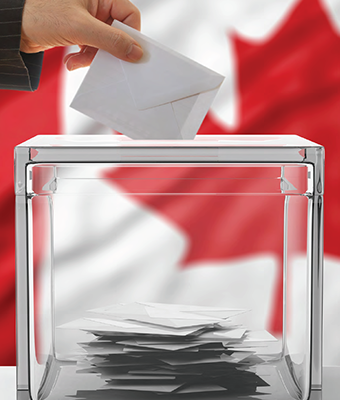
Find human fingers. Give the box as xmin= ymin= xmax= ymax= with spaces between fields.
xmin=94 ymin=0 xmax=141 ymax=31
xmin=76 ymin=14 xmax=143 ymax=62
xmin=63 ymin=46 xmax=98 ymax=70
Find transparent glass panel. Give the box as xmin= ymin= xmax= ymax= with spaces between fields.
xmin=285 ymin=195 xmax=311 ymax=397
xmin=27 ymin=163 xmax=312 ymax=400
xmin=28 ymin=194 xmax=54 ymax=400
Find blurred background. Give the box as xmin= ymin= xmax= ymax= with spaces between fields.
xmin=1 ymin=0 xmax=339 ymax=367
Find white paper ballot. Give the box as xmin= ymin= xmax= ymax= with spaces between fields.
xmin=89 ymin=302 xmax=243 ymax=329
xmin=59 ymin=317 xmax=204 ymax=336
xmin=60 ymin=302 xmax=272 ymax=397
xmin=71 ymin=20 xmax=224 ymax=140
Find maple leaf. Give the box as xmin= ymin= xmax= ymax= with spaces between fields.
xmin=0 ymin=0 xmax=338 ymax=366
xmin=202 ymin=0 xmax=340 ymax=258
xmin=107 ymin=0 xmax=338 ymax=333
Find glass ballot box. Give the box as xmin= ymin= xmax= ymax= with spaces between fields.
xmin=15 ymin=135 xmax=324 ymax=400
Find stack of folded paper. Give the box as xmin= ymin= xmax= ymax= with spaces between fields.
xmin=60 ymin=302 xmax=274 ymax=397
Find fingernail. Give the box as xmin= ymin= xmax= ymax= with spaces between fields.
xmin=67 ymin=63 xmax=83 ymax=71
xmin=64 ymin=53 xmax=78 ymax=65
xmin=127 ymin=44 xmax=143 ymax=62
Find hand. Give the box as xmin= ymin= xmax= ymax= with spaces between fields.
xmin=21 ymin=0 xmax=143 ymax=71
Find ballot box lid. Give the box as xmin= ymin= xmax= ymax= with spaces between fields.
xmin=14 ymin=134 xmax=324 ymax=196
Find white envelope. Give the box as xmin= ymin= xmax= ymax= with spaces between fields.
xmin=71 ymin=20 xmax=224 ymax=140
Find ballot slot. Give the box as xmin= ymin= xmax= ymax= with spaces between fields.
xmin=26 ymin=162 xmax=311 ymax=400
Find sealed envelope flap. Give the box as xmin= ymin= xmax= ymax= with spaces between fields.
xmin=113 ymin=20 xmax=224 ymax=110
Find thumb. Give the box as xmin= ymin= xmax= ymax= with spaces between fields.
xmin=79 ymin=16 xmax=143 ymax=62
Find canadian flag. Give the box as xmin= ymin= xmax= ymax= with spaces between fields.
xmin=0 ymin=0 xmax=339 ymax=367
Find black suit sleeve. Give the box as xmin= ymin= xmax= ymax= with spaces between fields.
xmin=0 ymin=0 xmax=43 ymax=91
